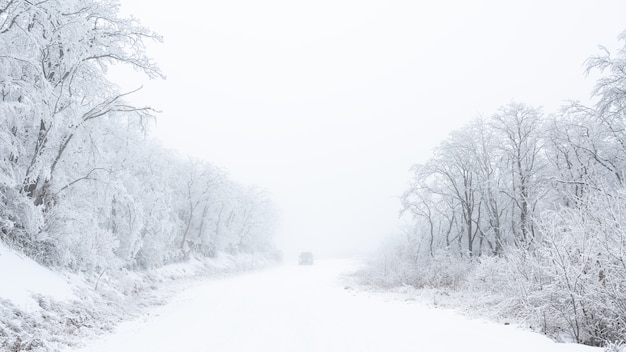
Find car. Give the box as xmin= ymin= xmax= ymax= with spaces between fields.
xmin=298 ymin=252 xmax=314 ymax=265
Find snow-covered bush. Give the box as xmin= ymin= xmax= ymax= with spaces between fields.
xmin=509 ymin=189 xmax=626 ymax=345
xmin=419 ymin=249 xmax=472 ymax=289
xmin=359 ymin=231 xmax=472 ymax=290
xmin=0 ymin=186 xmax=46 ymax=260
xmin=42 ymin=201 xmax=121 ymax=271
xmin=357 ymin=233 xmax=420 ymax=288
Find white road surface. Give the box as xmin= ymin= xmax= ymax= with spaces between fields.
xmin=70 ymin=260 xmax=599 ymax=352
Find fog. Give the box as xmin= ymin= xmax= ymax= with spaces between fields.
xmin=114 ymin=0 xmax=626 ymax=258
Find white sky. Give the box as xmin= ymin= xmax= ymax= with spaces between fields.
xmin=114 ymin=0 xmax=626 ymax=257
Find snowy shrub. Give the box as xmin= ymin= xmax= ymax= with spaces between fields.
xmin=503 ymin=189 xmax=626 ymax=345
xmin=358 ymin=233 xmax=421 ymax=288
xmin=604 ymin=342 xmax=626 ymax=352
xmin=42 ymin=200 xmax=121 ymax=271
xmin=463 ymin=254 xmax=511 ymax=294
xmin=359 ymin=233 xmax=472 ymax=291
xmin=419 ymin=249 xmax=472 ymax=289
xmin=0 ymin=186 xmax=46 ymax=259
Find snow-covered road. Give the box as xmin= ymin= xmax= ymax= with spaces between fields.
xmin=70 ymin=260 xmax=599 ymax=352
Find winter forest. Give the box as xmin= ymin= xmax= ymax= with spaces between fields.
xmin=370 ymin=32 xmax=626 ymax=346
xmin=0 ymin=0 xmax=276 ymax=271
xmin=3 ymin=0 xmax=626 ymax=350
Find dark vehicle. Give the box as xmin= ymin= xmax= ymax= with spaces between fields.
xmin=298 ymin=252 xmax=314 ymax=265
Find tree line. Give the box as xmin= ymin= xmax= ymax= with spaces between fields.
xmin=0 ymin=0 xmax=275 ymax=272
xmin=385 ymin=30 xmax=626 ymax=346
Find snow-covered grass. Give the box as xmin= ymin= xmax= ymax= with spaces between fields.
xmin=0 ymin=241 xmax=275 ymax=351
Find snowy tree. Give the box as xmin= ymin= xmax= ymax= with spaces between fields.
xmin=369 ymin=27 xmax=626 ymax=347
xmin=2 ymin=0 xmax=162 ymax=204
xmin=174 ymin=159 xmax=226 ymax=258
xmin=405 ymin=126 xmax=484 ymax=257
xmin=489 ymin=103 xmax=547 ymax=248
xmin=0 ymin=0 xmax=162 ymax=259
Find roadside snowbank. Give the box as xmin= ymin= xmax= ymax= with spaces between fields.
xmin=0 ymin=243 xmax=77 ymax=311
xmin=347 ymin=262 xmax=624 ymax=351
xmin=0 ymin=245 xmax=275 ymax=352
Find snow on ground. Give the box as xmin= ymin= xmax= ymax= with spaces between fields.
xmin=1 ymin=249 xmax=276 ymax=351
xmin=0 ymin=242 xmax=76 ymax=310
xmin=67 ymin=259 xmax=602 ymax=352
